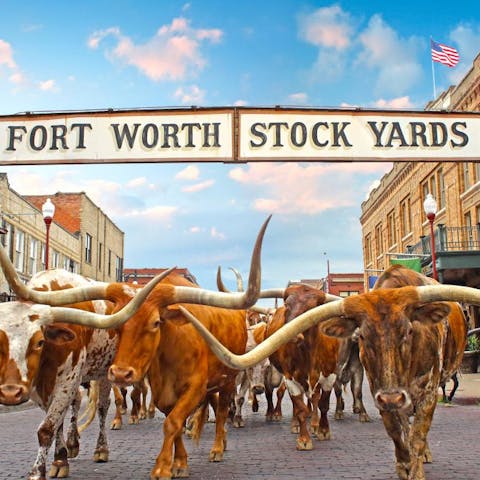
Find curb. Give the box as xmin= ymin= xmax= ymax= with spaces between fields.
xmin=0 ymin=400 xmax=36 ymax=414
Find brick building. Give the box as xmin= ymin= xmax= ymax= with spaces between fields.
xmin=0 ymin=173 xmax=124 ymax=296
xmin=360 ymin=52 xmax=480 ymax=328
xmin=293 ymin=272 xmax=364 ymax=297
xmin=26 ymin=192 xmax=124 ymax=282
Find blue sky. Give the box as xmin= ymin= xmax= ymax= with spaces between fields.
xmin=1 ymin=1 xmax=479 ymax=290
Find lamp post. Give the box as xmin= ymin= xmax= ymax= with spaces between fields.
xmin=423 ymin=193 xmax=438 ymax=281
xmin=42 ymin=198 xmax=55 ymax=269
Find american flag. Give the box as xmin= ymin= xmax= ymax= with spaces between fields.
xmin=431 ymin=39 xmax=459 ymax=67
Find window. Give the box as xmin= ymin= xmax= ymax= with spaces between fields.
xmin=438 ymin=169 xmax=446 ymax=210
xmin=400 ymin=197 xmax=412 ymax=237
xmin=28 ymin=238 xmax=38 ymax=275
xmin=40 ymin=243 xmax=46 ymax=270
xmin=364 ymin=234 xmax=372 ymax=264
xmin=115 ymin=255 xmax=123 ymax=282
xmin=422 ymin=169 xmax=444 ymax=210
xmin=374 ymin=223 xmax=383 ymax=257
xmin=85 ymin=233 xmax=92 ymax=263
xmin=387 ymin=210 xmax=397 ymax=247
xmin=98 ymin=242 xmax=103 ymax=271
xmin=15 ymin=230 xmax=25 ymax=271
xmin=463 ymin=162 xmax=471 ymax=191
xmin=52 ymin=251 xmax=60 ymax=269
xmin=108 ymin=250 xmax=112 ymax=276
xmin=339 ymin=291 xmax=359 ymax=297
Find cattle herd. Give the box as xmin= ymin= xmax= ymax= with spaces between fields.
xmin=0 ymin=215 xmax=479 ymax=480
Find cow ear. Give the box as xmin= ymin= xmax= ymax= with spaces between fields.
xmin=320 ymin=317 xmax=358 ymax=338
xmin=411 ymin=302 xmax=451 ymax=325
xmin=43 ymin=325 xmax=76 ymax=344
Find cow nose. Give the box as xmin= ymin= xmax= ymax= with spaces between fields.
xmin=375 ymin=390 xmax=409 ymax=411
xmin=252 ymin=384 xmax=265 ymax=395
xmin=0 ymin=383 xmax=29 ymax=405
xmin=108 ymin=365 xmax=135 ymax=386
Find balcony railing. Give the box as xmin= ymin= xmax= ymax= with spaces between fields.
xmin=406 ymin=224 xmax=480 ymax=259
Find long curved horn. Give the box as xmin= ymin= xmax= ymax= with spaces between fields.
xmin=170 ymin=215 xmax=271 ymax=308
xmin=0 ymin=243 xmax=124 ymax=305
xmin=216 ymin=266 xmax=230 ymax=293
xmin=230 ymin=267 xmax=244 ymax=291
xmin=178 ymin=299 xmax=345 ymax=369
xmin=415 ymin=284 xmax=480 ymax=305
xmin=216 ymin=267 xmax=245 ymax=293
xmin=42 ymin=267 xmax=176 ymax=328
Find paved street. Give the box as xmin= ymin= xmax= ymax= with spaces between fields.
xmin=1 ymin=384 xmax=479 ymax=480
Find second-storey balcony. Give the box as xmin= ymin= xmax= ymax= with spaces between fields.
xmin=406 ymin=224 xmax=480 ymax=284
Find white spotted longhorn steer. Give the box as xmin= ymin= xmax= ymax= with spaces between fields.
xmin=0 ymin=261 xmax=164 ymax=480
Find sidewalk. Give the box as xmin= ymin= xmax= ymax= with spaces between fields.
xmin=442 ymin=372 xmax=480 ymax=406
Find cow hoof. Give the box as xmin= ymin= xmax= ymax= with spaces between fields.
xmin=172 ymin=466 xmax=189 ymax=478
xmin=67 ymin=445 xmax=79 ymax=458
xmin=48 ymin=461 xmax=69 ymax=478
xmin=296 ymin=438 xmax=313 ymax=451
xmin=209 ymin=451 xmax=224 ymax=462
xmin=395 ymin=462 xmax=409 ymax=480
xmin=359 ymin=413 xmax=371 ymax=423
xmin=148 ymin=409 xmax=156 ymax=419
xmin=316 ymin=430 xmax=332 ymax=441
xmin=290 ymin=425 xmax=300 ymax=434
xmin=232 ymin=417 xmax=245 ymax=428
xmin=110 ymin=419 xmax=122 ymax=430
xmin=129 ymin=415 xmax=140 ymax=425
xmin=273 ymin=414 xmax=283 ymax=422
xmin=423 ymin=448 xmax=433 ymax=464
xmin=93 ymin=448 xmax=109 ymax=463
xmin=334 ymin=411 xmax=344 ymax=420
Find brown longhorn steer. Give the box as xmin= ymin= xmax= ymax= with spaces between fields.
xmin=0 ymin=267 xmax=164 ymax=480
xmin=106 ymin=217 xmax=269 ymax=480
xmin=180 ymin=265 xmax=474 ymax=480
xmin=0 ymin=216 xmax=268 ymax=480
xmin=262 ymin=283 xmax=339 ymax=450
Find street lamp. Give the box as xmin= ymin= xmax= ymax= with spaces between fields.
xmin=42 ymin=198 xmax=55 ymax=269
xmin=423 ymin=193 xmax=438 ymax=281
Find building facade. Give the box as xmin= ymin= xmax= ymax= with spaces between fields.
xmin=360 ymin=52 xmax=480 ymax=328
xmin=0 ymin=173 xmax=124 ymax=296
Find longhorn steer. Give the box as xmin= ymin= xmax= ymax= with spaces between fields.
xmin=333 ymin=329 xmax=371 ymax=422
xmin=0 ymin=267 xmax=163 ymax=480
xmin=180 ymin=265 xmax=473 ymax=480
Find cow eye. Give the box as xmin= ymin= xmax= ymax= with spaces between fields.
xmin=153 ymin=320 xmax=161 ymax=329
xmin=35 ymin=339 xmax=45 ymax=350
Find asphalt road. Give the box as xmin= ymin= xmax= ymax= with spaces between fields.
xmin=1 ymin=387 xmax=479 ymax=480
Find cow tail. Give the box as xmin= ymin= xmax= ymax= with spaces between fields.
xmin=78 ymin=381 xmax=99 ymax=433
xmin=188 ymin=400 xmax=209 ymax=445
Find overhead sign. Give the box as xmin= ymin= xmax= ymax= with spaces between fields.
xmin=1 ymin=107 xmax=479 ymax=165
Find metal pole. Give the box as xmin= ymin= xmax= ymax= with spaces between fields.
xmin=427 ymin=213 xmax=438 ymax=281
xmin=44 ymin=217 xmax=52 ymax=269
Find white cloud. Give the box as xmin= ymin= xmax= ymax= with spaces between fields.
xmin=126 ymin=177 xmax=147 ymax=188
xmin=229 ymin=162 xmax=390 ymax=215
xmin=298 ymin=6 xmax=353 ymax=50
xmin=0 ymin=39 xmax=17 ymax=69
xmin=234 ymin=99 xmax=248 ymax=106
xmin=210 ymin=226 xmax=225 ymax=240
xmin=189 ymin=225 xmax=201 ymax=233
xmin=288 ymin=92 xmax=308 ymax=104
xmin=38 ymin=79 xmax=56 ymax=91
xmin=87 ymin=18 xmax=222 ymax=82
xmin=356 ymin=15 xmax=422 ymax=95
xmin=174 ymin=84 xmax=205 ymax=104
xmin=175 ymin=165 xmax=200 ymax=180
xmin=181 ymin=179 xmax=215 ymax=192
xmin=123 ymin=205 xmax=178 ymax=221
xmin=374 ymin=96 xmax=414 ymax=109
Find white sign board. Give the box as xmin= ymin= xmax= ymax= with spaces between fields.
xmin=1 ymin=107 xmax=479 ymax=164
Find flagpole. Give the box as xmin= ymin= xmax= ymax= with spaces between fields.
xmin=430 ymin=37 xmax=437 ymax=99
